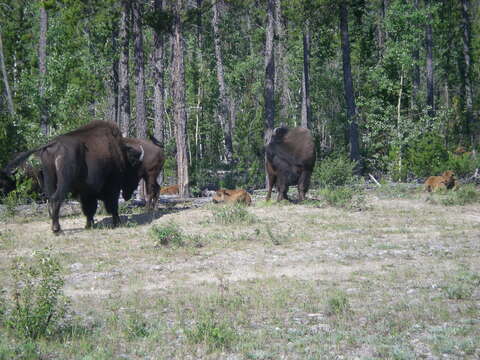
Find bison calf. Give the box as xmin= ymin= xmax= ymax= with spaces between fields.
xmin=212 ymin=189 xmax=252 ymax=206
xmin=424 ymin=170 xmax=457 ymax=192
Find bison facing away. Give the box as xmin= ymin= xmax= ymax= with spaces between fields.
xmin=122 ymin=136 xmax=165 ymax=209
xmin=5 ymin=121 xmax=143 ymax=233
xmin=265 ymin=126 xmax=316 ymax=201
xmin=212 ymin=189 xmax=252 ymax=206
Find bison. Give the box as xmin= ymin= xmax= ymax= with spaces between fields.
xmin=4 ymin=121 xmax=143 ymax=233
xmin=424 ymin=170 xmax=457 ymax=192
xmin=212 ymin=189 xmax=252 ymax=206
xmin=122 ymin=136 xmax=165 ymax=209
xmin=160 ymin=184 xmax=179 ymax=195
xmin=265 ymin=126 xmax=316 ymax=201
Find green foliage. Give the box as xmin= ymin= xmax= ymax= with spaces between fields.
xmin=444 ymin=153 xmax=479 ymax=178
xmin=210 ymin=204 xmax=257 ymax=225
xmin=150 ymin=222 xmax=184 ymax=247
xmin=4 ymin=250 xmax=70 ymax=340
xmin=441 ymin=267 xmax=480 ymax=300
xmin=430 ymin=184 xmax=479 ymax=206
xmin=326 ymin=290 xmax=351 ymax=316
xmin=403 ymin=134 xmax=449 ymax=179
xmin=313 ymin=154 xmax=357 ymax=188
xmin=123 ymin=311 xmax=150 ymax=339
xmin=184 ymin=310 xmax=237 ymax=352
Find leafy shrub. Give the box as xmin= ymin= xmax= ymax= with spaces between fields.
xmin=150 ymin=222 xmax=184 ymax=247
xmin=313 ymin=153 xmax=357 ymax=188
xmin=318 ymin=186 xmax=365 ymax=209
xmin=4 ymin=250 xmax=70 ymax=339
xmin=404 ymin=134 xmax=448 ymax=178
xmin=211 ymin=204 xmax=257 ymax=225
xmin=184 ymin=310 xmax=237 ymax=352
xmin=443 ymin=152 xmax=479 ymax=178
xmin=431 ymin=184 xmax=479 ymax=206
xmin=326 ymin=290 xmax=351 ymax=316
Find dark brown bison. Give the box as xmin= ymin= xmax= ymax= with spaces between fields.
xmin=5 ymin=121 xmax=143 ymax=233
xmin=122 ymin=136 xmax=165 ymax=209
xmin=265 ymin=126 xmax=316 ymax=201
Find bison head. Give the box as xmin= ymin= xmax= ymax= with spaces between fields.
xmin=0 ymin=170 xmax=16 ymax=197
xmin=121 ymin=142 xmax=144 ymax=201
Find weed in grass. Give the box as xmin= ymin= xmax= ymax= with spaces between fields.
xmin=428 ymin=184 xmax=479 ymax=206
xmin=150 ymin=222 xmax=184 ymax=247
xmin=184 ymin=309 xmax=238 ymax=352
xmin=0 ymin=340 xmax=40 ymax=360
xmin=318 ymin=186 xmax=365 ymax=210
xmin=326 ymin=290 xmax=351 ymax=316
xmin=376 ymin=183 xmax=419 ymax=199
xmin=123 ymin=311 xmax=150 ymax=339
xmin=211 ymin=204 xmax=257 ymax=225
xmin=4 ymin=250 xmax=71 ymax=340
xmin=0 ymin=229 xmax=15 ymax=250
xmin=441 ymin=266 xmax=480 ymax=300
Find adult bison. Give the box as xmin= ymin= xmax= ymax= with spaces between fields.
xmin=265 ymin=126 xmax=316 ymax=201
xmin=5 ymin=121 xmax=143 ymax=233
xmin=122 ymin=136 xmax=165 ymax=209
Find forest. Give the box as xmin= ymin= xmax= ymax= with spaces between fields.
xmin=0 ymin=0 xmax=479 ymax=196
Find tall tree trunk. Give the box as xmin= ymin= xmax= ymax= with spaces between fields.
xmin=461 ymin=0 xmax=475 ymax=143
xmin=172 ymin=0 xmax=189 ymax=197
xmin=300 ymin=23 xmax=311 ymax=129
xmin=0 ymin=32 xmax=14 ymax=116
xmin=425 ymin=0 xmax=434 ymax=117
xmin=109 ymin=26 xmax=119 ymax=124
xmin=212 ymin=0 xmax=233 ymax=163
xmin=264 ymin=0 xmax=275 ymax=134
xmin=411 ymin=0 xmax=420 ymax=113
xmin=119 ymin=0 xmax=131 ymax=136
xmin=339 ymin=2 xmax=361 ymax=166
xmin=153 ymin=0 xmax=165 ymax=144
xmin=133 ymin=0 xmax=146 ymax=139
xmin=39 ymin=2 xmax=48 ymax=135
xmin=274 ymin=0 xmax=289 ymax=123
xmin=195 ymin=0 xmax=204 ymax=163
xmin=377 ymin=0 xmax=388 ymax=57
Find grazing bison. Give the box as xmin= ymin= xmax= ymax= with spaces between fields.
xmin=265 ymin=126 xmax=316 ymax=201
xmin=122 ymin=136 xmax=165 ymax=209
xmin=212 ymin=189 xmax=252 ymax=206
xmin=424 ymin=170 xmax=457 ymax=192
xmin=5 ymin=121 xmax=143 ymax=233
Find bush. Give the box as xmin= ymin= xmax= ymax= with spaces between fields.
xmin=313 ymin=154 xmax=357 ymax=188
xmin=184 ymin=310 xmax=237 ymax=352
xmin=431 ymin=184 xmax=479 ymax=206
xmin=443 ymin=152 xmax=479 ymax=178
xmin=150 ymin=222 xmax=184 ymax=247
xmin=404 ymin=134 xmax=448 ymax=178
xmin=4 ymin=250 xmax=70 ymax=339
xmin=211 ymin=204 xmax=257 ymax=225
xmin=318 ymin=186 xmax=365 ymax=210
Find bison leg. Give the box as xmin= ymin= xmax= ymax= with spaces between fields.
xmin=80 ymin=195 xmax=98 ymax=229
xmin=276 ymin=176 xmax=289 ymax=201
xmin=297 ymin=171 xmax=312 ymax=202
xmin=145 ymin=175 xmax=160 ymax=210
xmin=104 ymin=195 xmax=121 ymax=228
xmin=266 ymin=173 xmax=276 ymax=201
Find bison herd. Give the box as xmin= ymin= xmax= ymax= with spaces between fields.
xmin=0 ymin=121 xmax=316 ymax=233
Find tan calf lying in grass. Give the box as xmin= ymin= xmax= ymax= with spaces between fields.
xmin=212 ymin=189 xmax=252 ymax=206
xmin=160 ymin=184 xmax=179 ymax=195
xmin=424 ymin=170 xmax=458 ymax=192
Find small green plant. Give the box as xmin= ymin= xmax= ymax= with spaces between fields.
xmin=123 ymin=311 xmax=150 ymax=339
xmin=4 ymin=250 xmax=70 ymax=339
xmin=318 ymin=186 xmax=365 ymax=209
xmin=433 ymin=184 xmax=479 ymax=206
xmin=184 ymin=310 xmax=237 ymax=352
xmin=326 ymin=290 xmax=351 ymax=316
xmin=150 ymin=222 xmax=184 ymax=247
xmin=441 ymin=267 xmax=480 ymax=300
xmin=313 ymin=154 xmax=358 ymax=188
xmin=211 ymin=204 xmax=257 ymax=225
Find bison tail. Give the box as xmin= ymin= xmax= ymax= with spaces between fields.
xmin=149 ymin=135 xmax=163 ymax=148
xmin=3 ymin=143 xmax=53 ymax=175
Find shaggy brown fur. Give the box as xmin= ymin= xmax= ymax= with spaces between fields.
xmin=424 ymin=170 xmax=457 ymax=192
xmin=212 ymin=189 xmax=252 ymax=206
xmin=160 ymin=184 xmax=179 ymax=195
xmin=265 ymin=127 xmax=316 ymax=201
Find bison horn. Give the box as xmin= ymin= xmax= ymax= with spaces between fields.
xmin=139 ymin=145 xmax=145 ymax=162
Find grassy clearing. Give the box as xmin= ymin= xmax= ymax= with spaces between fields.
xmin=0 ymin=184 xmax=479 ymax=358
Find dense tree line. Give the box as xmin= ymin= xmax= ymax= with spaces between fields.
xmin=0 ymin=0 xmax=479 ymax=194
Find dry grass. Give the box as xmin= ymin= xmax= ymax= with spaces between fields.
xmin=0 ymin=185 xmax=479 ymax=359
